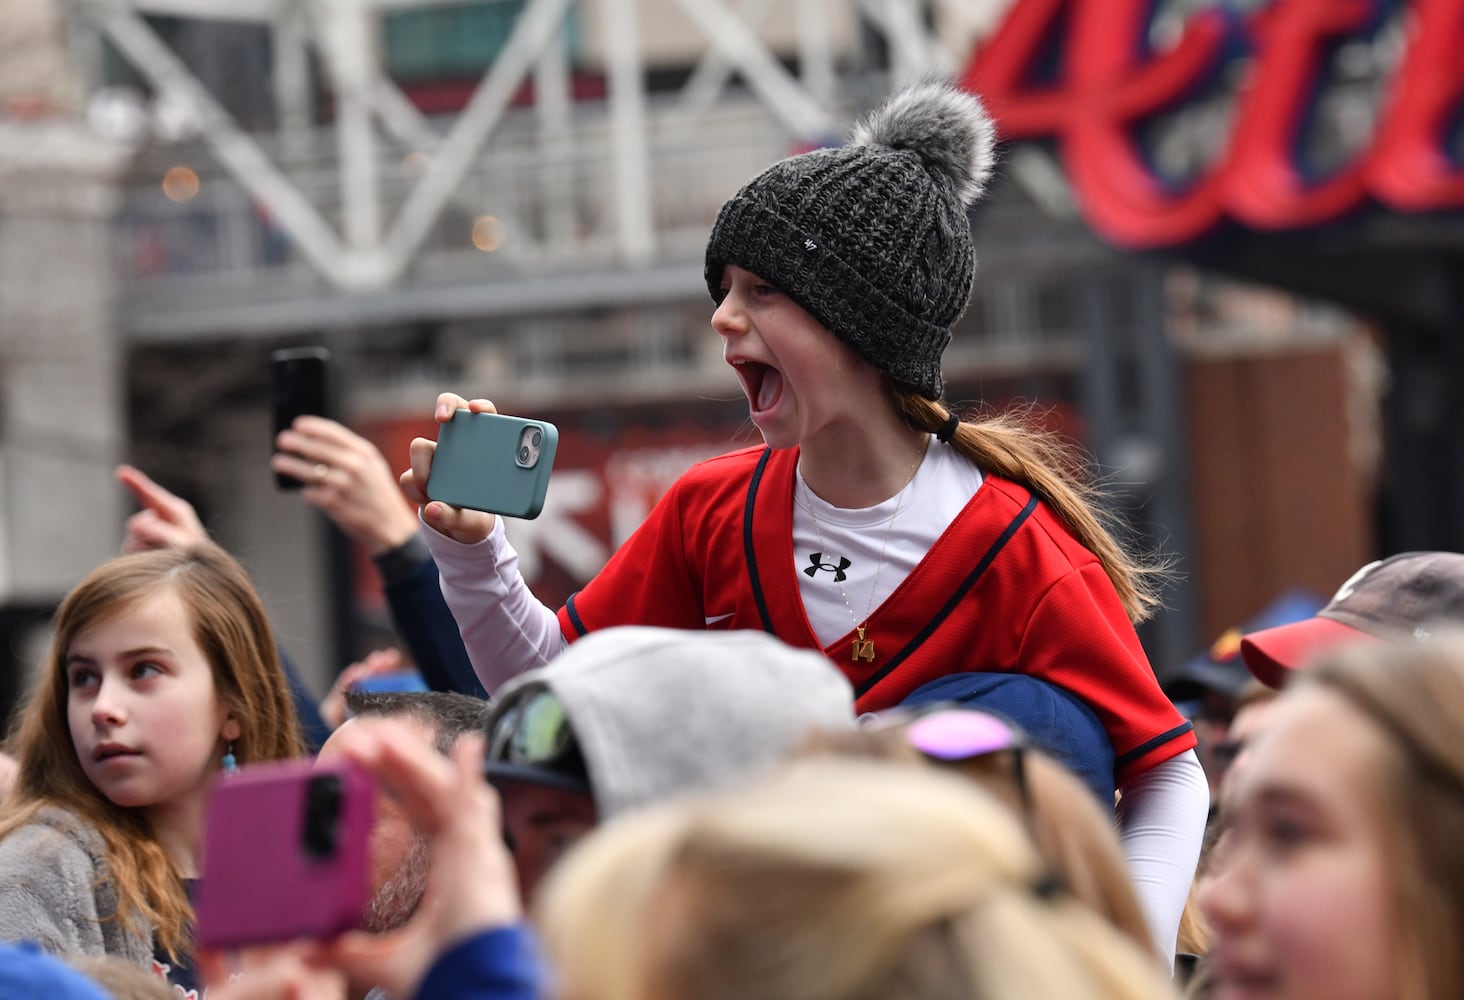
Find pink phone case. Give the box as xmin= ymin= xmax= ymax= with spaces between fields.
xmin=194 ymin=759 xmax=374 ymax=949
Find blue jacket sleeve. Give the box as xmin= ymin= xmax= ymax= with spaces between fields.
xmin=378 ymin=537 xmax=488 ymax=699
xmin=412 ymin=924 xmax=543 ymax=1000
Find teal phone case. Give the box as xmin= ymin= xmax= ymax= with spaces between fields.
xmin=426 ymin=410 xmax=558 ymax=519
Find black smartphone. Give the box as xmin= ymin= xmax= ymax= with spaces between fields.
xmin=271 ymin=347 xmax=334 ymax=490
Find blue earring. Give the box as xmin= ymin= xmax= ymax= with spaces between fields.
xmin=222 ymin=742 xmax=238 ymax=775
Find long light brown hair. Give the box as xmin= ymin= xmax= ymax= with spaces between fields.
xmin=892 ymin=387 xmax=1168 ymax=623
xmin=1300 ymin=634 xmax=1464 ymax=1000
xmin=0 ymin=543 xmax=304 ymax=960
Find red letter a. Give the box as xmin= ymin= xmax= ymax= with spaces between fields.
xmin=963 ymin=0 xmax=1235 ymax=248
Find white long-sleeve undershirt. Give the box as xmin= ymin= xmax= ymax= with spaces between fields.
xmin=1116 ymin=748 xmax=1209 ymax=968
xmin=422 ymin=516 xmax=564 ymax=693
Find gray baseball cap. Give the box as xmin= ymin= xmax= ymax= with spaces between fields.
xmin=1241 ymin=552 xmax=1464 ymax=687
xmin=484 ymin=627 xmax=856 ymax=818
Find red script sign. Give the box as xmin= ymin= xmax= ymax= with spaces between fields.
xmin=961 ymin=0 xmax=1464 ymax=247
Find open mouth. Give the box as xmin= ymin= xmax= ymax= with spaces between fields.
xmin=732 ymin=360 xmax=783 ymax=414
xmin=94 ymin=745 xmax=140 ymax=763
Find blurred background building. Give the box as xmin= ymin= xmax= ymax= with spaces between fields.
xmin=2 ymin=0 xmax=1459 ymax=714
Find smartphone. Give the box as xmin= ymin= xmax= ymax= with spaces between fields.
xmin=271 ymin=346 xmax=334 ymax=490
xmin=194 ymin=759 xmax=374 ymax=948
xmin=426 ymin=410 xmax=558 ymax=519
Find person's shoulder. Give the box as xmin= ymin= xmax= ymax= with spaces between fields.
xmin=976 ymin=472 xmax=1041 ymax=516
xmin=686 ymin=444 xmax=769 ymax=474
xmin=31 ymin=805 xmax=106 ymax=850
xmin=977 ymin=474 xmax=1101 ymax=568
xmin=0 ymin=806 xmax=107 ymax=882
xmin=0 ymin=805 xmax=116 ymax=956
xmin=669 ymin=445 xmax=771 ymax=492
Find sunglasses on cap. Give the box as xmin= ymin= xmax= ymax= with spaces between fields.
xmin=873 ymin=706 xmax=1032 ymax=817
xmin=484 ymin=687 xmax=591 ymax=795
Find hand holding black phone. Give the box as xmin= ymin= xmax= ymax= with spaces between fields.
xmin=271 ymin=347 xmax=334 ymax=490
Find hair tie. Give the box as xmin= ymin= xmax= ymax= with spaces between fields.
xmin=936 ymin=412 xmax=960 ymax=444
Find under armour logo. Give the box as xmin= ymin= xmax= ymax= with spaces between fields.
xmin=803 ymin=238 xmax=818 ymax=251
xmin=804 ymin=553 xmax=850 ymax=581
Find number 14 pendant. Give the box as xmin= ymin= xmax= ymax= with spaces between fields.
xmin=851 ymin=625 xmax=875 ymax=663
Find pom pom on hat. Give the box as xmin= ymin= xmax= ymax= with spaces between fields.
xmin=705 ymin=79 xmax=1000 ymax=399
xmin=850 ymin=80 xmax=997 ymax=207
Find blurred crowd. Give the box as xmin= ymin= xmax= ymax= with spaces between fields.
xmin=5 ymin=80 xmax=1463 ymax=1000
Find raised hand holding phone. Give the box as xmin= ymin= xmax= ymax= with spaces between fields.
xmin=400 ymin=394 xmax=506 ymax=544
xmin=318 ymin=720 xmax=524 ymax=1000
xmin=270 ymin=347 xmax=335 ymax=491
xmin=273 ymin=416 xmax=419 ymax=555
xmin=200 ymin=722 xmax=526 ymax=1000
xmin=426 ymin=409 xmax=557 ymax=519
xmin=195 ymin=759 xmax=375 ymax=950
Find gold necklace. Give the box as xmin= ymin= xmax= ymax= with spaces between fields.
xmin=801 ymin=450 xmax=923 ymax=664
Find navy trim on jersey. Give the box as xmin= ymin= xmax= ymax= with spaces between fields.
xmin=1115 ymin=721 xmax=1195 ymax=769
xmin=744 ymin=448 xmax=777 ymax=634
xmin=564 ymin=591 xmax=588 ymax=637
xmin=855 ymin=494 xmax=1040 ymax=700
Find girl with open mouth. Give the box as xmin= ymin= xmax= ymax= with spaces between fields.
xmin=406 ymin=79 xmax=1209 ymax=967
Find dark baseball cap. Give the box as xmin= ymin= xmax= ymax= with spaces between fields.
xmin=900 ymin=672 xmax=1115 ymax=807
xmin=1240 ymin=552 xmax=1464 ymax=688
xmin=1166 ymin=589 xmax=1326 ymax=701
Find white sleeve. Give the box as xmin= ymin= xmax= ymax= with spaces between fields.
xmin=1114 ymin=748 xmax=1209 ymax=968
xmin=420 ymin=515 xmax=567 ymax=694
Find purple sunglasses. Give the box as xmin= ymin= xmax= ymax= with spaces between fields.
xmin=898 ymin=708 xmax=1032 ymax=815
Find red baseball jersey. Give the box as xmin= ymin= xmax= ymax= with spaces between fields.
xmin=557 ymin=446 xmax=1193 ymax=784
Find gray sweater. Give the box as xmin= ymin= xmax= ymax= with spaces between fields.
xmin=0 ymin=805 xmax=154 ymax=965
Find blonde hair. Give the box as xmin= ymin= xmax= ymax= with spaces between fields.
xmin=803 ymin=725 xmax=1156 ymax=958
xmin=1298 ymin=633 xmax=1464 ymax=1000
xmin=67 ymin=955 xmax=177 ymax=1000
xmin=0 ymin=543 xmax=304 ymax=961
xmin=891 ymin=389 xmax=1168 ymax=622
xmin=538 ymin=758 xmax=1175 ymax=1000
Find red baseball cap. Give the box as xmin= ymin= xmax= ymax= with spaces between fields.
xmin=1240 ymin=552 xmax=1464 ymax=688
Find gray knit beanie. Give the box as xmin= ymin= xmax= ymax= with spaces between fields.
xmin=705 ymin=81 xmax=997 ymax=400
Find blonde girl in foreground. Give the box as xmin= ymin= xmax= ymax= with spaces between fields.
xmin=538 ymin=757 xmax=1176 ymax=1000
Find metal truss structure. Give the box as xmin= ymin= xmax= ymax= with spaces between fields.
xmin=75 ymin=0 xmax=1029 ymax=334
xmin=76 ymin=0 xmax=1405 ymax=673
